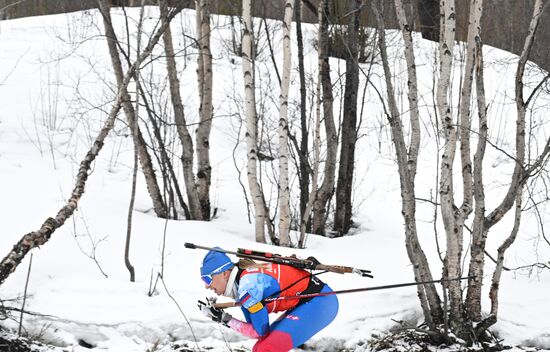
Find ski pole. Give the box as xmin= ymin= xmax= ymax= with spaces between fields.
xmin=184 ymin=242 xmax=373 ymax=278
xmin=212 ymin=276 xmax=474 ymax=309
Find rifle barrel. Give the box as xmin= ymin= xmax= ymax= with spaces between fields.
xmin=184 ymin=242 xmax=373 ymax=277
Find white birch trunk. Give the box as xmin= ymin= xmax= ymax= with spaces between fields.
xmin=391 ymin=0 xmax=444 ymax=326
xmin=458 ymin=0 xmax=486 ymax=322
xmin=195 ymin=0 xmax=213 ymax=220
xmin=277 ymin=0 xmax=294 ymax=247
xmin=465 ymin=32 xmax=489 ymax=322
xmin=440 ymin=0 xmax=481 ymax=323
xmin=242 ymin=0 xmax=266 ymax=243
xmin=457 ymin=0 xmax=482 ymax=221
xmin=436 ymin=0 xmax=468 ymax=332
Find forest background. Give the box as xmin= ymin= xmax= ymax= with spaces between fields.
xmin=1 ymin=0 xmax=550 ymax=351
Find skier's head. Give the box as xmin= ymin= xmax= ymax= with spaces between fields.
xmin=200 ymin=247 xmax=234 ymax=295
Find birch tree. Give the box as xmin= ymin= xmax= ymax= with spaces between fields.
xmin=98 ymin=0 xmax=168 ymax=219
xmin=277 ymin=0 xmax=295 ymax=247
xmin=159 ymin=0 xmax=217 ymax=222
xmin=195 ymin=0 xmax=214 ymax=220
xmin=159 ymin=1 xmax=203 ymax=220
xmin=435 ymin=0 xmax=473 ymax=336
xmin=430 ymin=0 xmax=492 ymax=338
xmin=242 ymin=0 xmax=267 ymax=243
xmin=466 ymin=0 xmax=550 ymax=336
xmin=433 ymin=0 xmax=550 ymax=341
xmin=312 ymin=0 xmax=338 ymax=236
xmin=373 ymin=0 xmax=444 ymax=329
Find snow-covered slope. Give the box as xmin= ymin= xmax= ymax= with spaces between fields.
xmin=1 ymin=7 xmax=549 ymax=352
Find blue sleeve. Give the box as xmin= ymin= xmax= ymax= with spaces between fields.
xmin=238 ymin=273 xmax=274 ymax=337
xmin=240 ymin=305 xmax=269 ymax=336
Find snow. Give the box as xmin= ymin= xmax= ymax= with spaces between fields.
xmin=1 ymin=7 xmax=550 ymax=352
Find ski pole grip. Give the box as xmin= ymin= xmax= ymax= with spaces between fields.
xmin=184 ymin=242 xmax=197 ymax=249
xmin=315 ymin=264 xmax=349 ymax=274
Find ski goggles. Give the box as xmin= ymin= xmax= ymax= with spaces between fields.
xmin=201 ymin=261 xmax=233 ymax=286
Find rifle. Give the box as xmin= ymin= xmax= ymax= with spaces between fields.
xmin=184 ymin=242 xmax=373 ymax=278
xmin=211 ymin=276 xmax=473 ymax=309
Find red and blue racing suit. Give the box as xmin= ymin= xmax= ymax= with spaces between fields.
xmin=227 ymin=263 xmax=339 ymax=352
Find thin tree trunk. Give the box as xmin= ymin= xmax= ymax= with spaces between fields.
xmin=479 ymin=193 xmax=521 ymax=338
xmin=485 ymin=0 xmax=545 ymax=229
xmin=467 ymin=0 xmax=546 ymax=325
xmin=242 ymin=0 xmax=266 ymax=243
xmin=195 ymin=0 xmax=214 ymax=220
xmin=126 ymin=119 xmax=138 ymax=283
xmin=295 ymin=0 xmax=310 ymax=228
xmin=436 ymin=0 xmax=470 ymax=336
xmin=0 ymin=7 xmax=180 ymax=285
xmin=137 ymin=83 xmax=191 ymax=219
xmin=98 ymin=0 xmax=168 ymax=219
xmin=125 ymin=1 xmax=146 ymax=283
xmin=440 ymin=0 xmax=481 ymax=328
xmin=312 ymin=0 xmax=337 ymax=236
xmin=159 ymin=0 xmax=203 ymax=220
xmin=333 ymin=0 xmax=361 ymax=236
xmin=374 ymin=0 xmax=443 ymax=328
xmin=299 ymin=21 xmax=323 ymax=248
xmin=277 ymin=0 xmax=294 ymax=247
xmin=465 ymin=31 xmax=488 ymax=322
xmin=393 ymin=0 xmax=444 ymax=326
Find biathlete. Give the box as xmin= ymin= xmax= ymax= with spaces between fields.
xmin=197 ymin=247 xmax=339 ymax=352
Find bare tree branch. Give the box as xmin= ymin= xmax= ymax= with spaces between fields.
xmin=0 ymin=3 xmax=182 ymax=286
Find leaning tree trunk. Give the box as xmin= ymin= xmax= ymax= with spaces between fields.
xmin=481 ymin=193 xmax=521 ymax=336
xmin=159 ymin=0 xmax=203 ymax=220
xmin=195 ymin=0 xmax=214 ymax=220
xmin=242 ymin=0 xmax=267 ymax=243
xmin=277 ymin=0 xmax=295 ymax=247
xmin=0 ymin=6 xmax=181 ymax=286
xmin=312 ymin=0 xmax=337 ymax=236
xmin=333 ymin=0 xmax=361 ymax=236
xmin=98 ymin=0 xmax=168 ymax=219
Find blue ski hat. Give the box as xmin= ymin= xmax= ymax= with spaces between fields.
xmin=200 ymin=247 xmax=234 ymax=286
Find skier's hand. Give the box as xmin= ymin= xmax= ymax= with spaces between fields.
xmin=198 ymin=299 xmax=232 ymax=326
